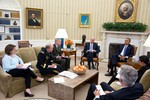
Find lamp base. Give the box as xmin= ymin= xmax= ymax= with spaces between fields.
xmin=61 ymin=38 xmax=64 ymax=48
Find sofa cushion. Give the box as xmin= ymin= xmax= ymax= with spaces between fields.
xmin=0 ymin=51 xmax=5 ymax=67
xmin=18 ymin=48 xmax=37 ymax=63
xmin=33 ymin=46 xmax=42 ymax=57
xmin=136 ymin=88 xmax=150 ymax=100
xmin=30 ymin=60 xmax=39 ymax=73
xmin=140 ymin=69 xmax=150 ymax=92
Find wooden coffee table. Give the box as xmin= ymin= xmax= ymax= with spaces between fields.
xmin=48 ymin=70 xmax=99 ymax=100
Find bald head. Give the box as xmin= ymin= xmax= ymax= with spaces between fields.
xmin=90 ymin=37 xmax=95 ymax=44
xmin=45 ymin=44 xmax=53 ymax=53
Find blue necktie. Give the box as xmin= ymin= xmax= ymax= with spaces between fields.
xmin=123 ymin=46 xmax=127 ymax=56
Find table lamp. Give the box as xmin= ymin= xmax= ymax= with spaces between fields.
xmin=55 ymin=28 xmax=68 ymax=48
xmin=144 ymin=35 xmax=150 ymax=57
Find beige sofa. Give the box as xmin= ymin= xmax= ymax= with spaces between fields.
xmin=0 ymin=46 xmax=52 ymax=98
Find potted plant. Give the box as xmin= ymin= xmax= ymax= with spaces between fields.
xmin=102 ymin=22 xmax=147 ymax=32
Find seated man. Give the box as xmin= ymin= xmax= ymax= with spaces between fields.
xmin=83 ymin=37 xmax=100 ymax=69
xmin=52 ymin=38 xmax=70 ymax=70
xmin=108 ymin=55 xmax=150 ymax=85
xmin=86 ymin=65 xmax=143 ymax=100
xmin=36 ymin=44 xmax=63 ymax=75
xmin=105 ymin=38 xmax=134 ymax=76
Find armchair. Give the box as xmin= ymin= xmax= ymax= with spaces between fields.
xmin=108 ymin=43 xmax=140 ymax=73
xmin=18 ymin=41 xmax=32 ymax=48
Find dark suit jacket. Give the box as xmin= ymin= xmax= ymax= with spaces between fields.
xmin=96 ymin=83 xmax=143 ymax=100
xmin=52 ymin=44 xmax=62 ymax=57
xmin=136 ymin=65 xmax=150 ymax=82
xmin=84 ymin=42 xmax=100 ymax=56
xmin=117 ymin=44 xmax=134 ymax=58
xmin=28 ymin=18 xmax=40 ymax=26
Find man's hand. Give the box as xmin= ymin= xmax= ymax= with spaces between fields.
xmin=92 ymin=50 xmax=96 ymax=52
xmin=104 ymin=91 xmax=111 ymax=94
xmin=48 ymin=64 xmax=56 ymax=68
xmin=86 ymin=50 xmax=90 ymax=53
xmin=120 ymin=55 xmax=125 ymax=60
xmin=56 ymin=56 xmax=62 ymax=59
xmin=94 ymin=89 xmax=100 ymax=96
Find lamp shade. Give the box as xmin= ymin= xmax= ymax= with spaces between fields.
xmin=55 ymin=29 xmax=68 ymax=39
xmin=144 ymin=35 xmax=150 ymax=47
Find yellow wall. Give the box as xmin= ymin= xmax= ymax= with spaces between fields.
xmin=17 ymin=0 xmax=150 ymax=40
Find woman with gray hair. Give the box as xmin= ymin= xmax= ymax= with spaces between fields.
xmin=86 ymin=65 xmax=143 ymax=100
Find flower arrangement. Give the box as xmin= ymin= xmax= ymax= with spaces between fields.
xmin=65 ymin=39 xmax=73 ymax=48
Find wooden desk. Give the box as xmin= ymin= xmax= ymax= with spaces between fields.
xmin=62 ymin=50 xmax=77 ymax=65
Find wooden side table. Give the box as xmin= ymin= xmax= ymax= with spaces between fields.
xmin=62 ymin=50 xmax=77 ymax=66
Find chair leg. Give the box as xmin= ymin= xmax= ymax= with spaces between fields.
xmin=97 ymin=62 xmax=99 ymax=70
xmin=80 ymin=61 xmax=82 ymax=65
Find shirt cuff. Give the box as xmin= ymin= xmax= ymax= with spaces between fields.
xmin=94 ymin=95 xmax=100 ymax=99
xmin=125 ymin=56 xmax=128 ymax=58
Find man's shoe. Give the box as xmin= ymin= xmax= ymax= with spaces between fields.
xmin=105 ymin=72 xmax=113 ymax=76
xmin=88 ymin=65 xmax=91 ymax=69
xmin=92 ymin=65 xmax=95 ymax=69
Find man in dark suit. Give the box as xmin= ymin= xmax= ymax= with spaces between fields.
xmin=28 ymin=13 xmax=40 ymax=26
xmin=52 ymin=38 xmax=70 ymax=70
xmin=84 ymin=37 xmax=100 ymax=69
xmin=105 ymin=38 xmax=134 ymax=76
xmin=36 ymin=44 xmax=63 ymax=75
xmin=86 ymin=65 xmax=143 ymax=100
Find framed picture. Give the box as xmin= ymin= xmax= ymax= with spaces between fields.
xmin=26 ymin=8 xmax=43 ymax=29
xmin=79 ymin=13 xmax=90 ymax=28
xmin=115 ymin=0 xmax=138 ymax=22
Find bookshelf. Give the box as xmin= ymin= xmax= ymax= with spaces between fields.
xmin=0 ymin=9 xmax=21 ymax=40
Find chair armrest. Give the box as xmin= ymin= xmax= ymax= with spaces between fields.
xmin=0 ymin=67 xmax=12 ymax=89
xmin=127 ymin=57 xmax=132 ymax=62
xmin=81 ymin=51 xmax=84 ymax=57
xmin=29 ymin=44 xmax=33 ymax=47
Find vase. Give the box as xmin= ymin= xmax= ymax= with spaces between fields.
xmin=67 ymin=45 xmax=71 ymax=50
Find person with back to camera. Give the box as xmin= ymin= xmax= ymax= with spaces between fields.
xmin=2 ymin=44 xmax=45 ymax=97
xmin=86 ymin=65 xmax=143 ymax=100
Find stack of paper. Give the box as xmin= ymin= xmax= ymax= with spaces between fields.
xmin=116 ymin=68 xmax=121 ymax=79
xmin=96 ymin=85 xmax=106 ymax=95
xmin=58 ymin=71 xmax=78 ymax=79
xmin=54 ymin=77 xmax=65 ymax=83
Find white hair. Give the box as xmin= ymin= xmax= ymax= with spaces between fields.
xmin=119 ymin=65 xmax=138 ymax=87
xmin=45 ymin=43 xmax=52 ymax=49
xmin=55 ymin=38 xmax=61 ymax=43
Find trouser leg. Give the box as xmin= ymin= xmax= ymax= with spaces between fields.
xmin=86 ymin=83 xmax=97 ymax=100
xmin=108 ymin=75 xmax=119 ymax=85
xmin=63 ymin=57 xmax=70 ymax=70
xmin=7 ymin=69 xmax=37 ymax=89
xmin=100 ymin=82 xmax=115 ymax=92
